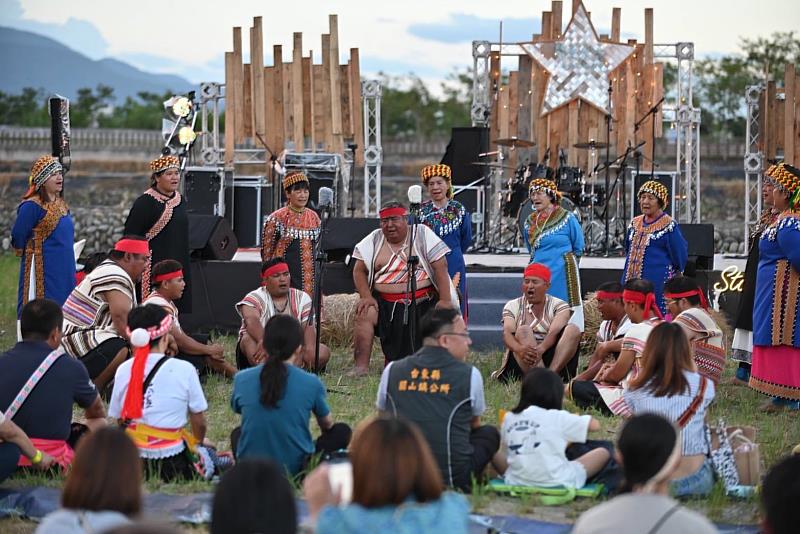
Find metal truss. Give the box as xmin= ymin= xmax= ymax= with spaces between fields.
xmin=471 ymin=41 xmax=492 ymax=127
xmin=743 ymin=83 xmax=765 ymax=254
xmin=198 ymin=82 xmax=224 ymax=167
xmin=362 ymin=80 xmax=383 ymax=215
xmin=654 ymin=42 xmax=701 ymax=223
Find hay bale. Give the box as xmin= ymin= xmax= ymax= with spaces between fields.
xmin=320 ymin=293 xmax=359 ymax=348
xmin=580 ymin=292 xmax=602 ymax=357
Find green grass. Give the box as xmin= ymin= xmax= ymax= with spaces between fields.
xmin=1 ymin=252 xmax=797 ymax=528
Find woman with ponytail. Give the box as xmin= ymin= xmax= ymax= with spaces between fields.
xmin=231 ymin=314 xmax=351 ymax=476
xmin=108 ymin=304 xmax=211 ymax=481
xmin=573 ymin=414 xmax=715 ymax=534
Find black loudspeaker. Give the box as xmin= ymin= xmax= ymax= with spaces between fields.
xmin=321 ymin=217 xmax=380 ymax=262
xmin=631 ymin=172 xmax=676 ymax=218
xmin=184 ymin=168 xmax=223 ymax=215
xmin=682 ymin=223 xmax=715 ymax=271
xmin=440 ymin=127 xmax=490 ymax=185
xmin=188 ymin=214 xmax=238 ymax=261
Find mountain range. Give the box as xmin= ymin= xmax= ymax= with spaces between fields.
xmin=0 ymin=26 xmax=194 ymax=102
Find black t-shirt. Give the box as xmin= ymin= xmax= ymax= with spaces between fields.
xmin=0 ymin=340 xmax=98 ymax=440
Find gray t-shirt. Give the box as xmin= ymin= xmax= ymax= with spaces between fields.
xmin=572 ymin=493 xmax=717 ymax=534
xmin=36 ymin=509 xmax=131 ymax=534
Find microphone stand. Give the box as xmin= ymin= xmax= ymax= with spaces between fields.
xmin=347 ymin=143 xmax=357 ymax=217
xmin=603 ymin=81 xmax=613 ymax=256
xmin=404 ymin=207 xmax=420 ymax=350
xmin=633 ymin=96 xmax=665 ymax=181
xmin=310 ymin=204 xmax=330 ymax=374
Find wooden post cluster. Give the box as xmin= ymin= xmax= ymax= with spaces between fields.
xmin=760 ymin=64 xmax=800 ymax=165
xmin=490 ymin=1 xmax=664 ymax=171
xmin=224 ymin=15 xmax=364 ymax=166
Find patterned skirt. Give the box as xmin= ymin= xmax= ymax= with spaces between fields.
xmin=750 ymin=345 xmax=800 ymax=400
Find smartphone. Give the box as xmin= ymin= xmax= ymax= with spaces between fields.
xmin=327 ymin=461 xmax=353 ymax=505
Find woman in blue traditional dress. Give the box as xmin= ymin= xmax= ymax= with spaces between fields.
xmin=621 ymin=180 xmax=688 ymax=316
xmin=751 ymin=162 xmax=800 ymax=411
xmin=11 ymin=155 xmax=75 ymax=316
xmin=523 ymin=178 xmax=584 ymax=306
xmin=418 ymin=164 xmax=473 ymax=318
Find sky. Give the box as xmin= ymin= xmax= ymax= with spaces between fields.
xmin=2 ymin=0 xmax=799 ymax=91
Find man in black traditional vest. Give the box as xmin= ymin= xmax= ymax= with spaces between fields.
xmin=376 ymin=307 xmax=500 ymax=492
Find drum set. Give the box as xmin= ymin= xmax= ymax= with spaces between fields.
xmin=472 ymin=137 xmax=630 ymax=255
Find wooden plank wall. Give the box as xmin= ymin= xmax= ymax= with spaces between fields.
xmin=224 ymin=15 xmax=363 ymax=163
xmin=492 ymin=1 xmax=664 ymax=174
xmin=758 ymin=64 xmax=800 ymax=166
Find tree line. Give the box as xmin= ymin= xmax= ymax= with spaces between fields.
xmin=0 ymin=32 xmax=797 ymax=140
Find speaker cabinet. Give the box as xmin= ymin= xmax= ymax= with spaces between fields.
xmin=188 ymin=214 xmax=238 ymax=261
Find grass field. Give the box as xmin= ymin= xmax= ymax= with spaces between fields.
xmin=1 ymin=252 xmax=798 ymax=531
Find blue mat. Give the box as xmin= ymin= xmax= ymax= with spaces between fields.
xmin=0 ymin=486 xmax=758 ymax=533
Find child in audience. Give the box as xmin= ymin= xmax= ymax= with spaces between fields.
xmin=500 ymin=368 xmax=610 ymax=488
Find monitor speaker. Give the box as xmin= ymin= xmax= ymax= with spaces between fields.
xmin=188 ymin=214 xmax=238 ymax=261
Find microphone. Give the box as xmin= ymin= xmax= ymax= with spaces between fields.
xmin=408 ymin=185 xmax=422 ymax=208
xmin=318 ymin=186 xmax=334 ymax=217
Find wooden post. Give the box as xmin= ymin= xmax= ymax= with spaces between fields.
xmin=489 ymin=52 xmax=502 ymax=150
xmin=517 ymin=55 xmax=533 ymax=161
xmin=224 ymin=52 xmax=235 ymax=165
xmin=242 ymin=63 xmax=253 ymax=138
xmin=508 ymin=71 xmax=519 ymax=167
xmin=251 ymin=17 xmax=266 ymax=140
xmin=644 ymin=8 xmax=654 ymax=65
xmin=785 ymin=64 xmax=797 ymax=165
xmin=349 ymin=48 xmax=364 ymax=165
xmin=283 ymin=61 xmax=294 ymax=150
xmin=313 ymin=64 xmax=326 ymax=149
xmin=611 ymin=7 xmax=621 ymax=42
xmin=541 ymin=12 xmax=552 ymax=41
xmin=232 ymin=27 xmax=245 ymax=143
xmin=567 ymin=100 xmax=579 ymax=166
xmin=272 ymin=45 xmax=285 ymax=154
xmin=302 ymin=53 xmax=315 ymax=150
xmin=572 ymin=0 xmax=580 ymax=15
xmin=551 ymin=1 xmax=563 ymax=38
xmin=340 ymin=64 xmax=352 ymax=139
xmin=292 ymin=32 xmax=305 ymax=149
xmin=321 ymin=34 xmax=334 ymax=151
xmin=329 ymin=15 xmax=344 ymax=154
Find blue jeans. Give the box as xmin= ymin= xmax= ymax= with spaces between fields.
xmin=0 ymin=441 xmax=21 ymax=483
xmin=670 ymin=458 xmax=714 ymax=497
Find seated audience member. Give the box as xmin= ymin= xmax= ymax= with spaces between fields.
xmin=236 ymin=257 xmax=330 ymax=370
xmin=211 ymin=459 xmax=297 ymax=534
xmin=500 ymin=368 xmax=611 ymax=488
xmin=622 ymin=322 xmax=716 ymax=498
xmin=36 ymin=427 xmax=141 ymax=534
xmin=493 ymin=263 xmax=581 ymax=382
xmin=0 ymin=299 xmax=106 ymax=474
xmin=761 ymin=454 xmax=800 ymax=534
xmin=568 ymin=278 xmax=663 ymax=415
xmin=144 ymin=259 xmax=236 ymax=378
xmin=109 ymin=305 xmax=212 ymax=481
xmin=664 ymin=275 xmax=726 ymax=385
xmin=0 ymin=409 xmax=55 ymax=483
xmin=351 ymin=201 xmax=458 ymax=375
xmin=231 ymin=314 xmax=351 ymax=477
xmin=304 ymin=417 xmax=470 ymax=533
xmin=377 ymin=308 xmax=499 ymax=491
xmin=572 ymin=413 xmax=716 ymax=534
xmin=62 ymin=236 xmax=149 ymax=390
xmin=574 ymin=282 xmax=632 ymax=381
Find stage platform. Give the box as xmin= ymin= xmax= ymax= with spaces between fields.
xmin=182 ymin=250 xmax=744 ymax=350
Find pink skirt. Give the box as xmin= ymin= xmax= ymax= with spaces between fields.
xmin=750 ymin=345 xmax=800 ymax=400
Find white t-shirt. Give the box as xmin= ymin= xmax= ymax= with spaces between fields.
xmin=0 ymin=409 xmax=5 ymax=425
xmin=108 ymin=353 xmax=208 ymax=429
xmin=502 ymin=405 xmax=591 ymax=488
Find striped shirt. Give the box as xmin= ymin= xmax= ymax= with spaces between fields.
xmin=236 ymin=287 xmax=312 ymax=340
xmin=503 ymin=295 xmax=570 ymax=344
xmin=673 ymin=308 xmax=725 ymax=384
xmin=61 ymin=260 xmax=136 ymax=358
xmin=142 ymin=294 xmax=183 ymax=333
xmin=623 ymin=370 xmax=715 ymax=456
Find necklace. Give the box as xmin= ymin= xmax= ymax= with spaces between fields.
xmin=273 ymin=297 xmax=289 ymax=313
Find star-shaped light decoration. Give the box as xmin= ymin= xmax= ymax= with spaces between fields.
xmin=521 ymin=2 xmax=634 ymax=116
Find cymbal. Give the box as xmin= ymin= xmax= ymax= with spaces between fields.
xmin=573 ymin=140 xmax=610 ymax=149
xmin=493 ymin=136 xmax=536 ymax=148
xmin=470 ymin=162 xmax=514 ymax=170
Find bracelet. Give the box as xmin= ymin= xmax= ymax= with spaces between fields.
xmin=31 ymin=449 xmax=43 ymax=465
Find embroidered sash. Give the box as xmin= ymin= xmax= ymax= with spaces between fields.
xmin=5 ymin=348 xmax=64 ymax=419
xmin=140 ymin=189 xmax=182 ymax=299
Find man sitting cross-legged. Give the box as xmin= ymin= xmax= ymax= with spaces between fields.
xmin=144 ymin=259 xmax=236 ymax=378
xmin=0 ymin=299 xmax=106 ymax=474
xmin=492 ymin=263 xmax=581 ymax=382
xmin=574 ymin=281 xmax=633 ymax=381
xmin=61 ymin=236 xmax=149 ymax=391
xmin=236 ymin=257 xmax=330 ymax=370
xmin=352 ymin=201 xmax=458 ymax=375
xmin=376 ymin=307 xmax=500 ymax=492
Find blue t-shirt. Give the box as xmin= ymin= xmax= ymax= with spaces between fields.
xmin=231 ymin=364 xmax=330 ymax=475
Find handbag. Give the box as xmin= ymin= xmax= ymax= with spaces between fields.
xmin=710 ymin=425 xmax=760 ymax=486
xmin=705 ymin=418 xmax=740 ymax=489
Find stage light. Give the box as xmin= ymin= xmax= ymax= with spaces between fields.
xmin=178 ymin=126 xmax=197 ymax=145
xmin=171 ymin=97 xmax=192 ymax=118
xmin=160 ymin=92 xmax=198 ymax=158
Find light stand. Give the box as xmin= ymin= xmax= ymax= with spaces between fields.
xmin=347 ymin=143 xmax=358 ymax=216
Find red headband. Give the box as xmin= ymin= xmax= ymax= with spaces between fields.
xmin=622 ymin=289 xmax=664 ymax=319
xmin=262 ymin=262 xmax=289 ymax=279
xmin=121 ymin=314 xmax=174 ymax=421
xmin=523 ymin=263 xmax=551 ymax=283
xmin=664 ymin=289 xmax=709 ymax=309
xmin=379 ymin=206 xmax=408 ymax=219
xmin=153 ymin=270 xmax=183 ymax=283
xmin=596 ymin=290 xmax=624 ymax=300
xmin=114 ymin=239 xmax=149 ymax=255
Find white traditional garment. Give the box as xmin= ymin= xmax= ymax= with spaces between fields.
xmin=61 ymin=259 xmax=136 ymax=358
xmin=673 ymin=307 xmax=726 ymax=384
xmin=596 ymin=315 xmax=633 ymax=344
xmin=143 ymin=293 xmax=183 ymax=333
xmin=352 ymin=225 xmax=459 ymax=309
xmin=236 ymin=287 xmax=312 ymax=340
xmin=502 ymin=295 xmax=571 ymax=344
